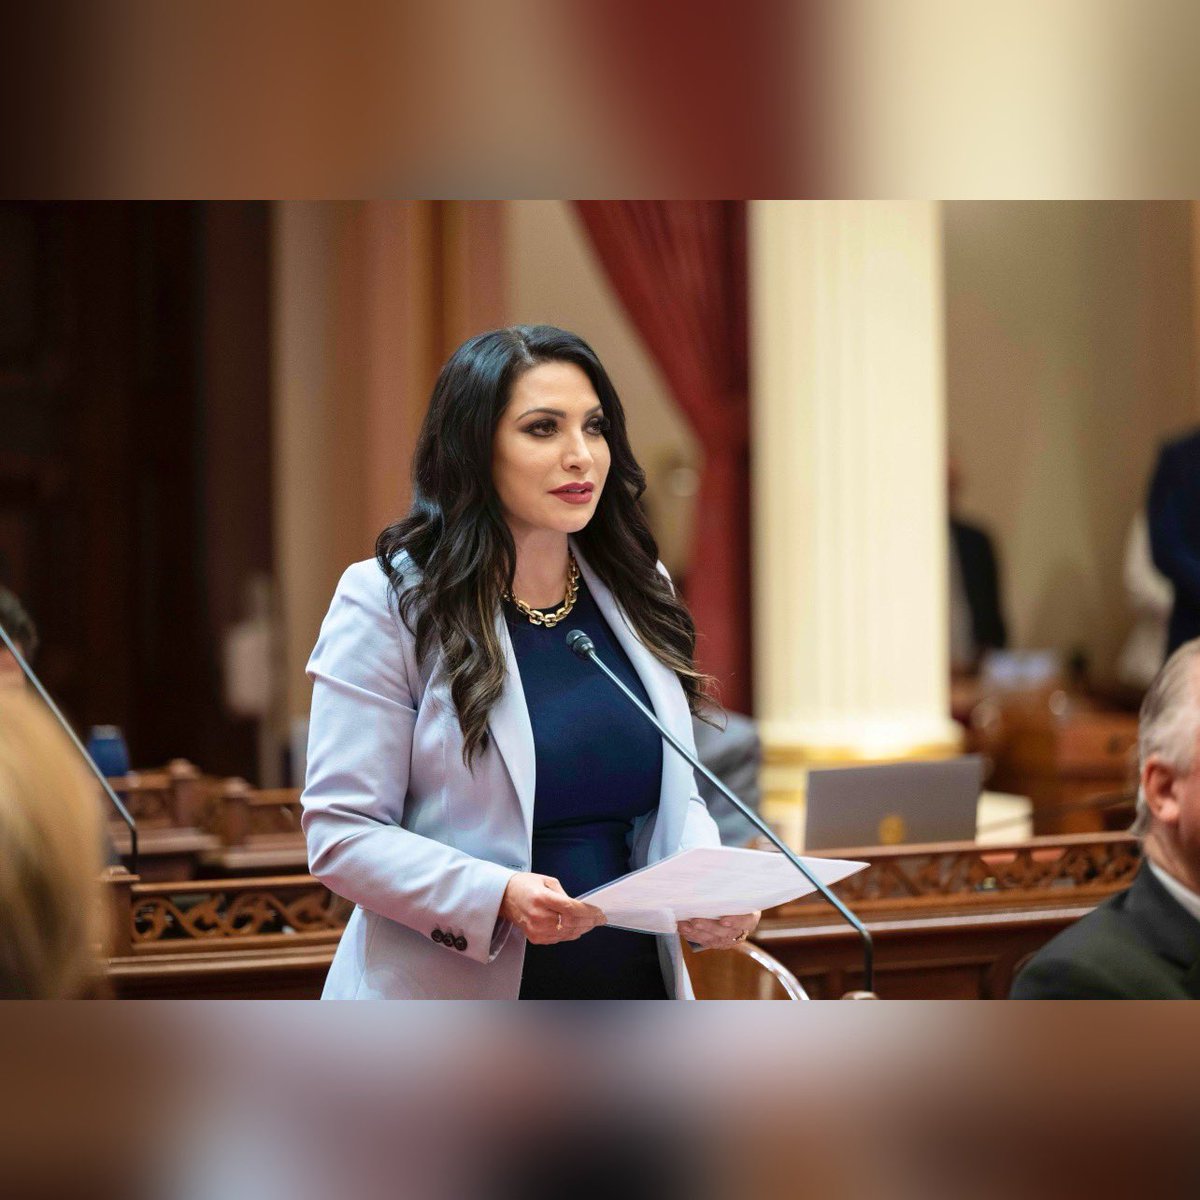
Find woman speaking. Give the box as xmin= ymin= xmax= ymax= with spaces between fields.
xmin=301 ymin=325 xmax=758 ymax=999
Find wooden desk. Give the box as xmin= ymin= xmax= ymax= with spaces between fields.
xmin=755 ymin=832 xmax=1139 ymax=999
xmin=107 ymin=760 xmax=218 ymax=880
xmin=972 ymin=696 xmax=1139 ymax=835
xmin=757 ymin=901 xmax=1096 ymax=999
xmin=198 ymin=780 xmax=310 ymax=876
xmin=101 ymin=833 xmax=1139 ymax=1001
xmin=109 ymin=824 xmax=221 ymax=882
xmin=109 ymin=944 xmax=334 ymax=1000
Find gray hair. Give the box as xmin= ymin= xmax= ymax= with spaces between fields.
xmin=1132 ymin=638 xmax=1200 ymax=837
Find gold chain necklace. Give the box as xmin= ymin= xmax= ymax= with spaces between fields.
xmin=505 ymin=553 xmax=580 ymax=628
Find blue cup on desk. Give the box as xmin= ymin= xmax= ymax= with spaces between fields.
xmin=85 ymin=725 xmax=131 ymax=779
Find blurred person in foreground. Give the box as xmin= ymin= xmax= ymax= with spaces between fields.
xmin=1011 ymin=638 xmax=1200 ymax=998
xmin=302 ymin=326 xmax=754 ymax=999
xmin=0 ymin=690 xmax=108 ymax=998
xmin=0 ymin=586 xmax=38 ymax=691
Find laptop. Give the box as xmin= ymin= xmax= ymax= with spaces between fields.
xmin=803 ymin=756 xmax=984 ymax=850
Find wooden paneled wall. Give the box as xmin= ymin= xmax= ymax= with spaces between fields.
xmin=0 ymin=202 xmax=272 ymax=777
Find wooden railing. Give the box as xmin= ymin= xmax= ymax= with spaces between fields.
xmin=774 ymin=831 xmax=1140 ymax=920
xmin=104 ymin=868 xmax=347 ymax=998
xmin=105 ymin=868 xmax=348 ymax=958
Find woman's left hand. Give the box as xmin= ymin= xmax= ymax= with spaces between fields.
xmin=677 ymin=911 xmax=760 ymax=951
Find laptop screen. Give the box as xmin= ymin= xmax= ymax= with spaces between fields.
xmin=804 ymin=756 xmax=984 ymax=850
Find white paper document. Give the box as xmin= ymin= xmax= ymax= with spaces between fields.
xmin=578 ymin=846 xmax=868 ymax=935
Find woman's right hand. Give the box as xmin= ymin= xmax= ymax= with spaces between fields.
xmin=499 ymin=873 xmax=607 ymax=944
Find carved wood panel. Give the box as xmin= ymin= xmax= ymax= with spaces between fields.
xmin=128 ymin=876 xmax=349 ymax=949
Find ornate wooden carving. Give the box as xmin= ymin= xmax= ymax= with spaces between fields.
xmin=102 ymin=834 xmax=1143 ymax=1000
xmin=768 ymin=832 xmax=1140 ymax=922
xmin=126 ymin=876 xmax=349 ymax=951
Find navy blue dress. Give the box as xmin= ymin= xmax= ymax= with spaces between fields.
xmin=507 ymin=576 xmax=669 ymax=1000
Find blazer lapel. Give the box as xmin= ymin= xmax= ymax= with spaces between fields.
xmin=486 ymin=611 xmax=537 ymax=836
xmin=484 ymin=543 xmax=697 ymax=857
xmin=571 ymin=541 xmax=695 ymax=859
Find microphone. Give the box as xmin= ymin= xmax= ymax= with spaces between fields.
xmin=566 ymin=628 xmax=876 ymax=995
xmin=0 ymin=617 xmax=139 ymax=874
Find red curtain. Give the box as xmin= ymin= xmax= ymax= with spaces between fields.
xmin=574 ymin=202 xmax=751 ymax=713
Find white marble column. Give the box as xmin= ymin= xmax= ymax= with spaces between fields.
xmin=750 ymin=202 xmax=961 ymax=838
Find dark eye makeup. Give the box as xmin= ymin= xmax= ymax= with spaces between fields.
xmin=522 ymin=414 xmax=610 ymax=437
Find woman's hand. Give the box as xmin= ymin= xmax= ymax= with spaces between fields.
xmin=500 ymin=873 xmax=607 ymax=944
xmin=677 ymin=911 xmax=760 ymax=951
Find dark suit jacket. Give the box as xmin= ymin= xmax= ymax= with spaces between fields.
xmin=1148 ymin=428 xmax=1200 ymax=655
xmin=950 ymin=518 xmax=1008 ymax=655
xmin=1010 ymin=864 xmax=1200 ymax=999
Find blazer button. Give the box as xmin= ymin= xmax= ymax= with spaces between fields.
xmin=454 ymin=936 xmax=467 ymax=952
xmin=431 ymin=928 xmax=444 ymax=943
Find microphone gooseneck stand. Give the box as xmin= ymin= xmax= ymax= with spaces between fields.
xmin=0 ymin=618 xmax=138 ymax=874
xmin=566 ymin=628 xmax=875 ymax=996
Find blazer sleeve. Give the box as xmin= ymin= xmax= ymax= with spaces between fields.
xmin=300 ymin=561 xmax=516 ymax=966
xmin=654 ymin=560 xmax=723 ymax=855
xmin=1009 ymin=953 xmax=1132 ymax=1000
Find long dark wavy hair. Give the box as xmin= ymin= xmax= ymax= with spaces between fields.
xmin=376 ymin=325 xmax=715 ymax=767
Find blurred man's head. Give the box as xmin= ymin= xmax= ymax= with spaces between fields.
xmin=1134 ymin=639 xmax=1200 ymax=891
xmin=0 ymin=588 xmax=37 ymax=691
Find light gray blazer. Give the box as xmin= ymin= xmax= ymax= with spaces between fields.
xmin=301 ymin=539 xmax=721 ymax=999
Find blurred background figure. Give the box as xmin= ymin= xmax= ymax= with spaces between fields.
xmin=0 ymin=586 xmax=37 ymax=692
xmin=692 ymin=708 xmax=762 ymax=847
xmin=948 ymin=455 xmax=1008 ymax=675
xmin=1148 ymin=426 xmax=1200 ymax=657
xmin=0 ymin=690 xmax=109 ymax=998
xmin=1117 ymin=509 xmax=1173 ymax=691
